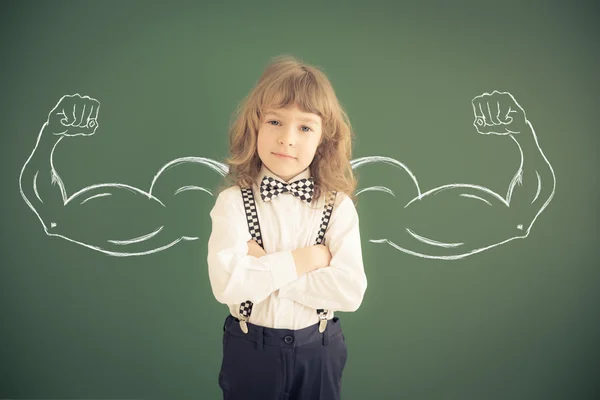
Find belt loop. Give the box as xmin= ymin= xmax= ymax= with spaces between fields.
xmin=256 ymin=326 xmax=264 ymax=351
xmin=322 ymin=324 xmax=329 ymax=346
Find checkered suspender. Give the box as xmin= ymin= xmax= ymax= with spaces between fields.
xmin=238 ymin=186 xmax=337 ymax=334
xmin=314 ymin=190 xmax=337 ymax=332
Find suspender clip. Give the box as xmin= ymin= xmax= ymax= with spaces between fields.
xmin=318 ymin=312 xmax=328 ymax=333
xmin=239 ymin=317 xmax=249 ymax=334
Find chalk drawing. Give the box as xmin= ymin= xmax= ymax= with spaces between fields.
xmin=351 ymin=91 xmax=556 ymax=259
xmin=19 ymin=91 xmax=555 ymax=259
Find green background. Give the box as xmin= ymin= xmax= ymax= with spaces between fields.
xmin=2 ymin=0 xmax=598 ymax=399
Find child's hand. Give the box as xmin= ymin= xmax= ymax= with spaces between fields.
xmin=291 ymin=245 xmax=331 ymax=276
xmin=313 ymin=244 xmax=332 ymax=270
xmin=247 ymin=240 xmax=266 ymax=258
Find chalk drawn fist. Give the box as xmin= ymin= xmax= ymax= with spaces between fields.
xmin=472 ymin=91 xmax=526 ymax=135
xmin=47 ymin=94 xmax=100 ymax=136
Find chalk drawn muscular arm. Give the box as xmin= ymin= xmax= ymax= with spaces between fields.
xmin=467 ymin=91 xmax=556 ymax=222
xmin=354 ymin=91 xmax=556 ymax=260
xmin=19 ymin=94 xmax=226 ymax=256
xmin=19 ymin=94 xmax=103 ymax=232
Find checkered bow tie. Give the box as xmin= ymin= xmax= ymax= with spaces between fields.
xmin=259 ymin=176 xmax=315 ymax=204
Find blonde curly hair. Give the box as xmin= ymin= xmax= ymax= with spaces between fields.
xmin=219 ymin=54 xmax=357 ymax=204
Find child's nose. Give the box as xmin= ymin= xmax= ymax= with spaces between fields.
xmin=278 ymin=129 xmax=296 ymax=146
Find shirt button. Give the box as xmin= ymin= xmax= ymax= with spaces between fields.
xmin=283 ymin=335 xmax=294 ymax=344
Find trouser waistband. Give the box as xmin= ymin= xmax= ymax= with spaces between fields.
xmin=223 ymin=314 xmax=342 ymax=348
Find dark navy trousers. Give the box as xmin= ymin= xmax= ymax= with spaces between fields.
xmin=218 ymin=314 xmax=348 ymax=400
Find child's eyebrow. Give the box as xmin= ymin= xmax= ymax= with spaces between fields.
xmin=265 ymin=111 xmax=320 ymax=126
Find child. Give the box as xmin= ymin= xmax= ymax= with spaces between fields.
xmin=207 ymin=54 xmax=368 ymax=400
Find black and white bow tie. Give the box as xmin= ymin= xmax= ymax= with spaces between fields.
xmin=259 ymin=176 xmax=315 ymax=204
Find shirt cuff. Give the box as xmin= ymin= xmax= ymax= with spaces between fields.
xmin=260 ymin=250 xmax=298 ymax=290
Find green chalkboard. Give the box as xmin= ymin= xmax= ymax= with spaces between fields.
xmin=2 ymin=1 xmax=599 ymax=399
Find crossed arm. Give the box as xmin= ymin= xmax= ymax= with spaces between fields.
xmin=208 ymin=189 xmax=368 ymax=313
xmin=244 ymin=197 xmax=368 ymax=313
xmin=246 ymin=243 xmax=366 ymax=312
xmin=247 ymin=240 xmax=330 ymax=276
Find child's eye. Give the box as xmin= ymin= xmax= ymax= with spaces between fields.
xmin=267 ymin=120 xmax=311 ymax=132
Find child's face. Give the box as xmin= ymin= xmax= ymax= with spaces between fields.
xmin=257 ymin=103 xmax=322 ymax=182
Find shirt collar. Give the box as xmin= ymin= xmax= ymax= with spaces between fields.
xmin=255 ymin=164 xmax=312 ymax=188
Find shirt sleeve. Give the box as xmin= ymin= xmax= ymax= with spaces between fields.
xmin=277 ymin=192 xmax=368 ymax=312
xmin=207 ymin=187 xmax=299 ymax=305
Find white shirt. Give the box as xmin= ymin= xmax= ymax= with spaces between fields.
xmin=207 ymin=164 xmax=368 ymax=330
